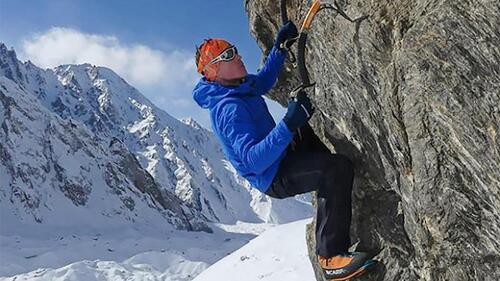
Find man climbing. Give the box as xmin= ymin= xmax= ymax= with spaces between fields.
xmin=192 ymin=21 xmax=373 ymax=281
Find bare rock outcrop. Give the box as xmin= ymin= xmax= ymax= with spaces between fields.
xmin=246 ymin=0 xmax=500 ymax=280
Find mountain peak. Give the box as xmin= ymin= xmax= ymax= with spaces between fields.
xmin=1 ymin=43 xmax=312 ymax=231
xmin=181 ymin=117 xmax=203 ymax=130
xmin=0 ymin=42 xmax=13 ymax=54
xmin=0 ymin=43 xmax=20 ymax=64
xmin=0 ymin=42 xmax=23 ymax=83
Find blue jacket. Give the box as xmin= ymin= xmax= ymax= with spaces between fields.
xmin=192 ymin=46 xmax=293 ymax=192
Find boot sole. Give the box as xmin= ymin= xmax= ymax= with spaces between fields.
xmin=327 ymin=260 xmax=377 ymax=281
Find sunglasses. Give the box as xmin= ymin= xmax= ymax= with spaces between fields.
xmin=205 ymin=46 xmax=238 ymax=69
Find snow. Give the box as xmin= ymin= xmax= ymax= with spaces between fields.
xmin=0 ymin=219 xmax=315 ymax=281
xmin=192 ymin=219 xmax=315 ymax=281
xmin=1 ymin=43 xmax=313 ymax=228
xmin=0 ymin=43 xmax=316 ymax=281
xmin=1 ymin=222 xmax=239 ymax=278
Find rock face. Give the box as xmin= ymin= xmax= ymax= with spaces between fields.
xmin=246 ymin=0 xmax=500 ymax=280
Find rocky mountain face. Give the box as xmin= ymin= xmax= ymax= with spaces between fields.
xmin=246 ymin=0 xmax=499 ymax=280
xmin=0 ymin=43 xmax=312 ymax=235
xmin=0 ymin=46 xmax=208 ymax=232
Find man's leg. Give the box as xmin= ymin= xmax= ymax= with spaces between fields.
xmin=315 ymin=154 xmax=353 ymax=256
xmin=265 ymin=149 xmax=354 ymax=257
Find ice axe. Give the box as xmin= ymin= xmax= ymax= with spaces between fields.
xmin=280 ymin=0 xmax=368 ymax=88
xmin=279 ymin=0 xmax=368 ymax=142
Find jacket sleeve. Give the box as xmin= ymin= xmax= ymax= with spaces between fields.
xmin=220 ymin=102 xmax=293 ymax=174
xmin=253 ymin=46 xmax=287 ymax=95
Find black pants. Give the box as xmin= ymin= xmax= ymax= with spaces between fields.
xmin=265 ymin=124 xmax=354 ymax=257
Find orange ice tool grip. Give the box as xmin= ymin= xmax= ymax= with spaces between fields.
xmin=301 ymin=0 xmax=321 ymax=30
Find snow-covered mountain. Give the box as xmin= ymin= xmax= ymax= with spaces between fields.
xmin=0 ymin=219 xmax=314 ymax=281
xmin=0 ymin=42 xmax=312 ymax=234
xmin=0 ymin=51 xmax=207 ymax=234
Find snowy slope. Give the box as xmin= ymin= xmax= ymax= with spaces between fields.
xmin=0 ymin=223 xmax=250 ymax=281
xmin=0 ymin=221 xmax=261 ymax=280
xmin=192 ymin=219 xmax=315 ymax=281
xmin=0 ymin=220 xmax=314 ymax=281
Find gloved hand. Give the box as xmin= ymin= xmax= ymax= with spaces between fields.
xmin=274 ymin=20 xmax=299 ymax=50
xmin=283 ymin=91 xmax=315 ymax=131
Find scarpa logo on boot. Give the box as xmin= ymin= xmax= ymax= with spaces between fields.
xmin=325 ymin=268 xmax=348 ymax=276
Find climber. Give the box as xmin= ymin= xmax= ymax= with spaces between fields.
xmin=192 ymin=21 xmax=372 ymax=280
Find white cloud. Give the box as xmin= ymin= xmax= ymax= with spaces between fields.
xmin=20 ymin=27 xmax=207 ymax=127
xmin=18 ymin=27 xmax=285 ymax=130
xmin=21 ymin=27 xmax=199 ymax=92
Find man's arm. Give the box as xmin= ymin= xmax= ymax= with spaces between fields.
xmin=252 ymin=21 xmax=297 ymax=95
xmin=253 ymin=46 xmax=287 ymax=95
xmin=220 ymin=102 xmax=292 ymax=174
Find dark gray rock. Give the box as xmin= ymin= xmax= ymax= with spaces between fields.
xmin=107 ymin=137 xmax=212 ymax=232
xmin=0 ymin=44 xmax=24 ymax=84
xmin=246 ymin=0 xmax=500 ymax=280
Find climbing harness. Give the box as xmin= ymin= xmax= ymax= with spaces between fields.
xmin=280 ymin=0 xmax=368 ymax=91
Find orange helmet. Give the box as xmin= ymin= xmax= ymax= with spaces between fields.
xmin=196 ymin=38 xmax=232 ymax=81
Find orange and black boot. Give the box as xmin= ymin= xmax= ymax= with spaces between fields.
xmin=318 ymin=252 xmax=373 ymax=280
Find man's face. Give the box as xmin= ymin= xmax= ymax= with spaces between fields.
xmin=216 ymin=54 xmax=247 ymax=81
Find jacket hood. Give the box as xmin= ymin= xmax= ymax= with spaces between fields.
xmin=192 ymin=76 xmax=257 ymax=109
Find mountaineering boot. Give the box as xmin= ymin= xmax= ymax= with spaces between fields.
xmin=318 ymin=252 xmax=374 ymax=280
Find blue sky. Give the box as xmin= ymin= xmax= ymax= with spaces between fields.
xmin=0 ymin=0 xmax=285 ymax=129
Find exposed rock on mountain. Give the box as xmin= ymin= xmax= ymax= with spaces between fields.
xmin=0 ymin=71 xmax=207 ymax=231
xmin=246 ymin=0 xmax=500 ymax=280
xmin=0 ymin=43 xmax=313 ymax=235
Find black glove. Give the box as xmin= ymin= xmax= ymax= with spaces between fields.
xmin=283 ymin=91 xmax=314 ymax=131
xmin=274 ymin=21 xmax=299 ymax=50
